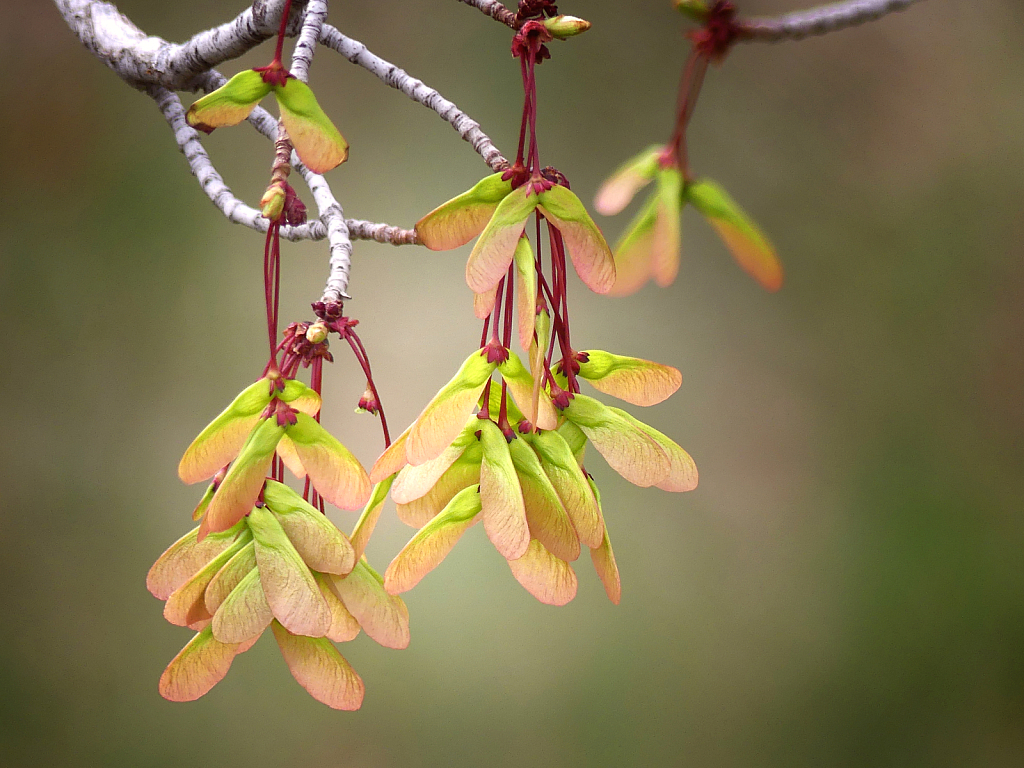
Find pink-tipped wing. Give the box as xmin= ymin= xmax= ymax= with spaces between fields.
xmin=384 ymin=484 xmax=482 ymax=594
xmin=513 ymin=236 xmax=538 ymax=351
xmin=163 ymin=533 xmax=252 ymax=627
xmin=586 ymin=478 xmax=621 ymax=604
xmin=274 ymin=79 xmax=348 ymax=174
xmin=507 ymin=539 xmax=579 ymax=606
xmin=178 ymin=378 xmax=274 ymax=484
xmin=577 ymin=350 xmax=682 ymax=407
xmin=478 ymin=419 xmax=530 ymax=561
xmin=686 ymin=179 xmax=783 ymax=292
xmin=158 ymin=625 xmax=241 ymax=702
xmin=315 ymin=572 xmax=361 ymax=643
xmin=527 ymin=430 xmax=604 ymax=549
xmin=593 ymin=145 xmax=662 ymax=216
xmin=263 ymin=480 xmax=355 ymax=575
xmin=247 ymin=505 xmax=331 ymax=638
xmin=211 ymin=567 xmax=274 ymax=644
xmin=285 ymin=414 xmax=371 ymax=511
xmin=466 ymin=185 xmax=537 ymax=294
xmin=607 ymin=197 xmax=659 ymax=297
xmin=392 ymin=426 xmax=473 ymax=504
xmin=415 ymin=173 xmax=514 ymax=251
xmin=327 ymin=560 xmax=410 ymax=650
xmin=508 ymin=437 xmax=580 ymax=562
xmin=563 ymin=395 xmax=671 ymax=488
xmin=199 ymin=417 xmax=284 ymax=539
xmin=396 ymin=452 xmax=482 ymax=529
xmin=271 ymin=621 xmax=365 ymax=711
xmin=185 ymin=70 xmax=272 ymax=133
xmin=538 ymin=185 xmax=616 ymax=295
xmin=146 ymin=521 xmax=246 ymax=600
xmin=407 ymin=351 xmax=496 ymax=466
xmin=204 ymin=541 xmax=256 ymax=614
xmin=609 ymin=407 xmax=698 ymax=493
xmin=650 ymin=169 xmax=683 ymax=287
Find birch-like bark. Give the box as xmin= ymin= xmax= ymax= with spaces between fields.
xmin=55 ymin=0 xmax=505 ymax=170
xmin=318 ymin=26 xmax=508 ymax=171
xmin=741 ymin=0 xmax=926 ymax=42
xmin=456 ymin=0 xmax=517 ymax=29
xmin=289 ymin=0 xmax=326 ymax=83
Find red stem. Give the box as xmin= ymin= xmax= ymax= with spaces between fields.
xmin=347 ymin=331 xmax=391 ymax=447
xmin=669 ymin=48 xmax=711 ymax=179
xmin=273 ymin=0 xmax=294 ymax=65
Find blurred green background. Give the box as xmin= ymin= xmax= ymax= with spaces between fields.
xmin=3 ymin=0 xmax=1023 ymax=765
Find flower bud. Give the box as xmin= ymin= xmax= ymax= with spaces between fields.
xmin=305 ymin=321 xmax=329 ymax=344
xmin=543 ymin=15 xmax=591 ymax=39
xmin=356 ymin=384 xmax=379 ymax=416
xmin=675 ymin=0 xmax=710 ymax=22
xmin=260 ymin=183 xmax=286 ymax=221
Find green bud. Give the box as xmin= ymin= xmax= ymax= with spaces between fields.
xmin=543 ymin=15 xmax=592 ymax=39
xmin=675 ymin=0 xmax=710 ymax=22
xmin=260 ymin=183 xmax=286 ymax=221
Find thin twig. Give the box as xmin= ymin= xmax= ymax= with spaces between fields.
xmin=55 ymin=0 xmax=506 ymax=171
xmin=289 ymin=0 xmax=327 ymax=82
xmin=147 ymin=76 xmax=414 ymax=254
xmin=319 ymin=25 xmax=508 ymax=171
xmin=147 ymin=83 xmax=317 ymax=238
xmin=456 ymin=0 xmax=518 ymax=29
xmin=740 ymin=0 xmax=925 ymax=42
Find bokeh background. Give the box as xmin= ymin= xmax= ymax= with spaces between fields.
xmin=3 ymin=0 xmax=1023 ymax=765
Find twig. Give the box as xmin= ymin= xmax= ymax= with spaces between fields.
xmin=345 ymin=220 xmax=420 ymax=246
xmin=54 ymin=0 xmax=298 ymax=90
xmin=147 ymin=83 xmax=317 ymax=239
xmin=290 ymin=0 xmax=327 ymax=82
xmin=319 ymin=25 xmax=508 ymax=171
xmin=147 ymin=76 xmax=414 ymax=256
xmin=740 ymin=0 xmax=925 ymax=42
xmin=55 ymin=0 xmax=505 ymax=248
xmin=456 ymin=0 xmax=518 ymax=30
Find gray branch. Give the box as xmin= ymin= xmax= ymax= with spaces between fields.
xmin=289 ymin=0 xmax=326 ymax=83
xmin=54 ymin=0 xmax=295 ymax=90
xmin=145 ymin=82 xmax=343 ymax=247
xmin=456 ymin=0 xmax=517 ymax=29
xmin=149 ymin=69 xmax=415 ymax=295
xmin=56 ymin=0 xmax=504 ymax=298
xmin=741 ymin=0 xmax=925 ymax=42
xmin=319 ymin=25 xmax=508 ymax=171
xmin=55 ymin=0 xmax=505 ymax=169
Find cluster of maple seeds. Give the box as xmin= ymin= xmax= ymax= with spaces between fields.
xmin=146 ymin=0 xmax=785 ymax=710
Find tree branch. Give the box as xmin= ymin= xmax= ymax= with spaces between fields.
xmin=55 ymin=0 xmax=505 ymax=256
xmin=54 ymin=0 xmax=298 ymax=90
xmin=740 ymin=0 xmax=925 ymax=42
xmin=147 ymin=72 xmax=415 ymax=261
xmin=289 ymin=0 xmax=326 ymax=82
xmin=318 ymin=25 xmax=508 ymax=171
xmin=456 ymin=0 xmax=518 ymax=30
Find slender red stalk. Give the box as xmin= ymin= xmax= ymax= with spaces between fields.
xmin=273 ymin=0 xmax=294 ymax=65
